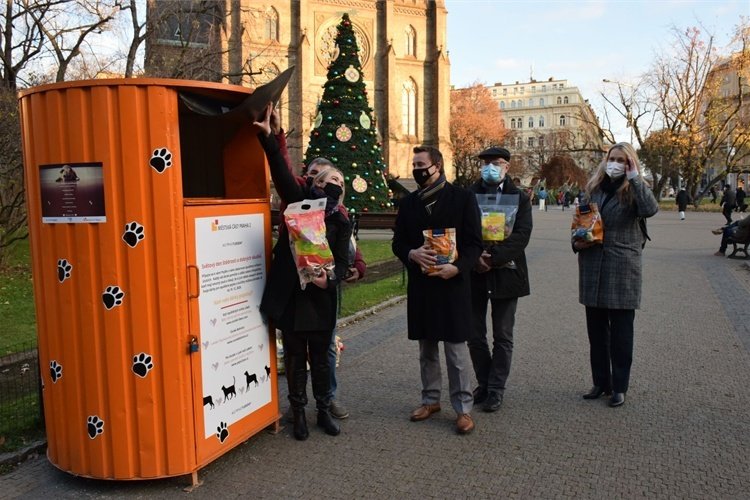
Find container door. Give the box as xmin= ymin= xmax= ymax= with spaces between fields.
xmin=184 ymin=201 xmax=279 ymax=466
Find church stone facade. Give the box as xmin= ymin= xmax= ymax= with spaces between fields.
xmin=147 ymin=0 xmax=452 ymax=180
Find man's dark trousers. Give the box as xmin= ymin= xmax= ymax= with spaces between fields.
xmin=468 ymin=295 xmax=517 ymax=395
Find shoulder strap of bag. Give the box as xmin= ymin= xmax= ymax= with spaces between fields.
xmin=638 ymin=217 xmax=650 ymax=249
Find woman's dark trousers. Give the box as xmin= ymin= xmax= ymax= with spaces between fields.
xmin=282 ymin=329 xmax=333 ymax=411
xmin=585 ymin=307 xmax=635 ymax=393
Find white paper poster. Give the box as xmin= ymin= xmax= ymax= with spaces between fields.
xmin=194 ymin=213 xmax=270 ymax=438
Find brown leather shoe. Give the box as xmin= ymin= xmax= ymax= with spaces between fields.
xmin=410 ymin=403 xmax=441 ymax=422
xmin=456 ymin=413 xmax=475 ymax=434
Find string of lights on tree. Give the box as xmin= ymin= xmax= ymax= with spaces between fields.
xmin=303 ymin=13 xmax=392 ymax=213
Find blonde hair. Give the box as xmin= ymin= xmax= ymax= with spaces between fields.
xmin=314 ymin=167 xmax=346 ymax=205
xmin=586 ymin=142 xmax=643 ymax=204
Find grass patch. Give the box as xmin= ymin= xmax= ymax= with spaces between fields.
xmin=0 ymin=393 xmax=44 ymax=454
xmin=356 ymin=239 xmax=394 ymax=265
xmin=0 ymin=240 xmax=37 ymax=355
xmin=340 ymin=273 xmax=405 ymax=318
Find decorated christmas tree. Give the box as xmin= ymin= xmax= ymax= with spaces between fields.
xmin=303 ymin=13 xmax=392 ymax=213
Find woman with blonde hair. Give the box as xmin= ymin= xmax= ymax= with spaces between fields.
xmin=573 ymin=142 xmax=658 ymax=407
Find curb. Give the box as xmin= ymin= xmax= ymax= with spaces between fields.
xmin=0 ymin=440 xmax=46 ymax=469
xmin=337 ymin=295 xmax=406 ymax=329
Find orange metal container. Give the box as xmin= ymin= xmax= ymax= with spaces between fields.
xmin=18 ymin=79 xmax=279 ymax=480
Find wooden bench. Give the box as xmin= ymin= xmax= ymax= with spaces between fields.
xmin=727 ymin=239 xmax=750 ymax=259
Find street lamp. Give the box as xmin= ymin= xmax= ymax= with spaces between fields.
xmin=602 ymin=79 xmax=634 ymax=144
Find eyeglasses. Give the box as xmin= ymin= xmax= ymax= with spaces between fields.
xmin=486 ymin=160 xmax=509 ymax=167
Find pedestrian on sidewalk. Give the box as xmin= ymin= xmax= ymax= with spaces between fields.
xmin=255 ymin=104 xmax=350 ymax=440
xmin=392 ymin=145 xmax=483 ymax=435
xmin=675 ymin=187 xmax=690 ymax=221
xmin=720 ymin=185 xmax=736 ymax=225
xmin=572 ymin=142 xmax=658 ymax=408
xmin=467 ymin=146 xmax=532 ymax=413
xmin=538 ymin=186 xmax=548 ymax=211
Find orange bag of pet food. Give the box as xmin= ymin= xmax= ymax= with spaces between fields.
xmin=284 ymin=199 xmax=335 ymax=289
xmin=421 ymin=228 xmax=458 ymax=273
xmin=571 ymin=202 xmax=604 ymax=244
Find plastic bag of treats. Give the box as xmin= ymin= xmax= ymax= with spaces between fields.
xmin=421 ymin=228 xmax=458 ymax=273
xmin=571 ymin=202 xmax=604 ymax=244
xmin=284 ymin=198 xmax=335 ymax=289
xmin=476 ymin=193 xmax=520 ymax=243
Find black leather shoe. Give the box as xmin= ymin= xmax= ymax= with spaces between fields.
xmin=582 ymin=386 xmax=612 ymax=400
xmin=482 ymin=392 xmax=503 ymax=412
xmin=472 ymin=386 xmax=488 ymax=405
xmin=609 ymin=392 xmax=625 ymax=407
xmin=292 ymin=409 xmax=309 ymax=441
xmin=317 ymin=410 xmax=341 ymax=436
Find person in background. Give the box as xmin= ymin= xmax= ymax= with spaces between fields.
xmin=675 ymin=187 xmax=690 ymax=221
xmin=467 ymin=146 xmax=532 ymax=413
xmin=713 ymin=214 xmax=750 ymax=257
xmin=255 ymin=104 xmax=350 ymax=440
xmin=709 ymin=186 xmax=717 ymax=204
xmin=538 ymin=186 xmax=548 ymax=212
xmin=268 ymin=110 xmax=365 ymax=420
xmin=392 ymin=145 xmax=483 ymax=435
xmin=573 ymin=142 xmax=658 ymax=408
xmin=720 ymin=185 xmax=736 ymax=225
xmin=736 ymin=186 xmax=747 ymax=213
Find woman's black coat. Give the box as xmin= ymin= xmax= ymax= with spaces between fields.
xmin=257 ymin=133 xmax=351 ymax=333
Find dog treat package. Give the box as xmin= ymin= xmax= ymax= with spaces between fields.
xmin=571 ymin=202 xmax=604 ymax=244
xmin=284 ymin=198 xmax=335 ymax=289
xmin=476 ymin=193 xmax=520 ymax=243
xmin=421 ymin=227 xmax=458 ymax=274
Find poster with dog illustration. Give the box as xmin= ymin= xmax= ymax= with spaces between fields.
xmin=194 ymin=213 xmax=271 ymax=438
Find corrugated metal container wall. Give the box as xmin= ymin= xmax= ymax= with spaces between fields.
xmin=19 ymin=82 xmax=196 ymax=479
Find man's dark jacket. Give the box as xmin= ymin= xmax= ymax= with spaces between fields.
xmin=469 ymin=176 xmax=532 ymax=299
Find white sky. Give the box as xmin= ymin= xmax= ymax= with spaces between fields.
xmin=445 ymin=0 xmax=748 ymax=142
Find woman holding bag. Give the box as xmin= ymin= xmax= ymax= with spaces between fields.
xmin=573 ymin=143 xmax=658 ymax=408
xmin=255 ymin=104 xmax=351 ymax=440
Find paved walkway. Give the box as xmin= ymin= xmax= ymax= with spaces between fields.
xmin=3 ymin=209 xmax=750 ymax=498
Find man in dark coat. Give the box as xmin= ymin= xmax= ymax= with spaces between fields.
xmin=720 ymin=185 xmax=736 ymax=224
xmin=468 ymin=146 xmax=533 ymax=412
xmin=392 ymin=146 xmax=483 ymax=435
xmin=675 ymin=187 xmax=690 ymax=221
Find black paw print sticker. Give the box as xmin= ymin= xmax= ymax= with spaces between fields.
xmin=57 ymin=259 xmax=72 ymax=283
xmin=149 ymin=148 xmax=172 ymax=173
xmin=216 ymin=421 xmax=229 ymax=443
xmin=102 ymin=286 xmax=125 ymax=310
xmin=122 ymin=222 xmax=145 ymax=248
xmin=132 ymin=352 xmax=154 ymax=378
xmin=87 ymin=415 xmax=104 ymax=439
xmin=49 ymin=360 xmax=63 ymax=383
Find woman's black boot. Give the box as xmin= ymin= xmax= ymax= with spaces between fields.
xmin=317 ymin=409 xmax=340 ymax=436
xmin=292 ymin=409 xmax=309 ymax=441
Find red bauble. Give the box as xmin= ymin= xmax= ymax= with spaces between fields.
xmin=351 ymin=144 xmax=357 ymax=150
xmin=362 ymin=207 xmax=369 ymax=212
xmin=333 ymin=99 xmax=340 ymax=106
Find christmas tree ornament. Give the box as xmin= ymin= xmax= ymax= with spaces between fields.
xmin=359 ymin=111 xmax=371 ymax=129
xmin=335 ymin=125 xmax=352 ymax=142
xmin=344 ymin=65 xmax=360 ymax=82
xmin=352 ymin=175 xmax=368 ymax=193
xmin=314 ymin=112 xmax=323 ymax=128
xmin=352 ymin=162 xmax=358 ymax=167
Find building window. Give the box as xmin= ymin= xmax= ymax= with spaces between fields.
xmin=513 ymin=87 xmax=518 ymax=94
xmin=402 ymin=79 xmax=417 ymax=136
xmin=563 ymin=96 xmax=569 ymax=104
xmin=539 ymin=98 xmax=544 ymax=106
xmin=531 ymin=86 xmax=536 ymax=93
xmin=518 ymin=117 xmax=523 ymax=128
xmin=539 ymin=136 xmax=544 ymax=147
xmin=529 ymin=98 xmax=534 ymax=107
xmin=510 ymin=118 xmax=516 ymax=129
xmin=500 ymin=101 xmax=506 ymax=109
xmin=511 ymin=101 xmax=516 ymax=109
xmin=520 ymin=86 xmax=525 ymax=94
xmin=528 ymin=117 xmax=534 ymax=128
xmin=556 ymin=96 xmax=562 ymax=105
xmin=539 ymin=116 xmax=545 ymax=127
xmin=405 ymin=25 xmax=416 ymax=56
xmin=503 ymin=88 xmax=507 ymax=95
xmin=559 ymin=82 xmax=565 ymax=88
xmin=528 ymin=137 xmax=535 ymax=147
xmin=518 ymin=100 xmax=523 ymax=108
xmin=542 ymin=85 xmax=546 ymax=92
xmin=492 ymin=89 xmax=497 ymax=96
xmin=516 ymin=137 xmax=523 ymax=148
xmin=559 ymin=115 xmax=566 ymax=126
xmin=265 ymin=7 xmax=279 ymax=41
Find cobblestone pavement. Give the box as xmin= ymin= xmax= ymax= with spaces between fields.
xmin=2 ymin=209 xmax=749 ymax=498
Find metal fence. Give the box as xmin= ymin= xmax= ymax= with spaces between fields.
xmin=0 ymin=340 xmax=44 ymax=449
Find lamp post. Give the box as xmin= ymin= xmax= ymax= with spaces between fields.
xmin=602 ymin=79 xmax=634 ymax=144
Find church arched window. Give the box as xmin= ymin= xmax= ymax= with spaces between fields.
xmin=563 ymin=96 xmax=569 ymax=104
xmin=402 ymin=79 xmax=417 ymax=136
xmin=559 ymin=115 xmax=566 ymax=126
xmin=405 ymin=25 xmax=416 ymax=56
xmin=265 ymin=8 xmax=279 ymax=41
